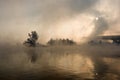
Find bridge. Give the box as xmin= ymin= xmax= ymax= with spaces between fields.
xmin=98 ymin=35 xmax=120 ymax=44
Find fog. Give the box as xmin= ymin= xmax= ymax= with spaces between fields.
xmin=0 ymin=0 xmax=120 ymax=43
xmin=0 ymin=0 xmax=120 ymax=80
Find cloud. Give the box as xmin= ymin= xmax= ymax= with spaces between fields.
xmin=40 ymin=0 xmax=98 ymax=25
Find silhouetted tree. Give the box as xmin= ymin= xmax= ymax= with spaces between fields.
xmin=47 ymin=38 xmax=54 ymax=45
xmin=47 ymin=38 xmax=76 ymax=45
xmin=23 ymin=31 xmax=39 ymax=47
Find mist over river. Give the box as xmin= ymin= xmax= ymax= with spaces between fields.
xmin=0 ymin=44 xmax=120 ymax=80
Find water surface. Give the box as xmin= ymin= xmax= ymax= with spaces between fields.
xmin=0 ymin=45 xmax=120 ymax=80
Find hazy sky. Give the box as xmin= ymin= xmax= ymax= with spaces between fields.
xmin=0 ymin=0 xmax=120 ymax=43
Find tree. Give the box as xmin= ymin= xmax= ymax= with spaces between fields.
xmin=23 ymin=31 xmax=39 ymax=47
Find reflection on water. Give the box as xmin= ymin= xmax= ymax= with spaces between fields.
xmin=0 ymin=46 xmax=120 ymax=80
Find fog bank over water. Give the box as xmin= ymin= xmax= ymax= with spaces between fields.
xmin=0 ymin=42 xmax=120 ymax=80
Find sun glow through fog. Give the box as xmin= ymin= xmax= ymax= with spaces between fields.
xmin=53 ymin=14 xmax=95 ymax=43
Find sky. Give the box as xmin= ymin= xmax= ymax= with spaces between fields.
xmin=0 ymin=0 xmax=120 ymax=44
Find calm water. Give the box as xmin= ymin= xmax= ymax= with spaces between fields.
xmin=0 ymin=45 xmax=120 ymax=80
